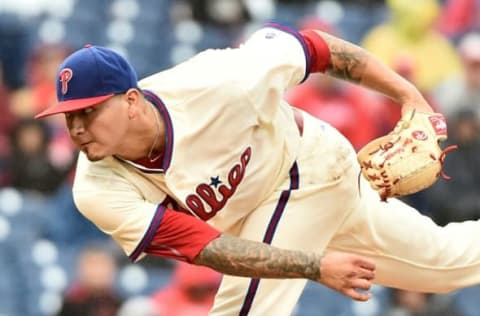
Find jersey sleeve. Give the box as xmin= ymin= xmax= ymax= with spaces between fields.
xmin=143 ymin=208 xmax=221 ymax=262
xmin=72 ymin=154 xmax=219 ymax=262
xmin=74 ymin=175 xmax=220 ymax=262
xmin=73 ymin=173 xmax=161 ymax=261
xmin=236 ymin=23 xmax=311 ymax=119
xmin=241 ymin=23 xmax=311 ymax=82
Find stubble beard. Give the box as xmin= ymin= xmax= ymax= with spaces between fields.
xmin=83 ymin=146 xmax=107 ymax=162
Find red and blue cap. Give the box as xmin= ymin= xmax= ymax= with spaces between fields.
xmin=35 ymin=45 xmax=138 ymax=119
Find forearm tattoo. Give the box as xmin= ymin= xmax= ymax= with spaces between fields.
xmin=194 ymin=234 xmax=322 ymax=280
xmin=320 ymin=32 xmax=368 ymax=84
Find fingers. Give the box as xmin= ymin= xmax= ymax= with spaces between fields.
xmin=345 ymin=288 xmax=372 ymax=302
xmin=351 ymin=278 xmax=372 ymax=291
xmin=353 ymin=256 xmax=376 ymax=280
xmin=319 ymin=252 xmax=377 ymax=302
xmin=354 ymin=257 xmax=376 ymax=271
xmin=348 ymin=267 xmax=375 ymax=301
xmin=344 ymin=279 xmax=373 ymax=302
xmin=348 ymin=256 xmax=375 ymax=301
xmin=359 ymin=268 xmax=375 ymax=281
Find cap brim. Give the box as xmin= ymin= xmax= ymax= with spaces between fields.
xmin=34 ymin=94 xmax=115 ymax=119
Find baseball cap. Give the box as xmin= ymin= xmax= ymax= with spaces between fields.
xmin=35 ymin=45 xmax=138 ymax=119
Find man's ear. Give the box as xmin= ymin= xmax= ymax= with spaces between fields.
xmin=125 ymin=88 xmax=141 ymax=119
xmin=125 ymin=88 xmax=140 ymax=105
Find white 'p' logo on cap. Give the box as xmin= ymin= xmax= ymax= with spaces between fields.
xmin=59 ymin=68 xmax=73 ymax=95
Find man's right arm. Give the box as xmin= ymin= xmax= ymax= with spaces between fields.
xmin=194 ymin=234 xmax=376 ymax=301
xmin=74 ymin=181 xmax=376 ymax=303
xmin=194 ymin=234 xmax=321 ymax=280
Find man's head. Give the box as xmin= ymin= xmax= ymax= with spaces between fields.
xmin=35 ymin=45 xmax=138 ymax=119
xmin=35 ymin=46 xmax=146 ymax=161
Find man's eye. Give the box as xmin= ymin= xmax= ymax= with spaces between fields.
xmin=83 ymin=108 xmax=94 ymax=114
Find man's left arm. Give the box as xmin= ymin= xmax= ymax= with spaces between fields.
xmin=302 ymin=30 xmax=433 ymax=115
xmin=304 ymin=31 xmax=456 ymax=200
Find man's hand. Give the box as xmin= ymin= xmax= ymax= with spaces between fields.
xmin=318 ymin=252 xmax=376 ymax=301
xmin=358 ymin=110 xmax=455 ymax=201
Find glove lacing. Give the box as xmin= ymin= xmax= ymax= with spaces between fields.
xmin=437 ymin=145 xmax=458 ymax=179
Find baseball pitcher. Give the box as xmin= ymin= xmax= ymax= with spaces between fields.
xmin=35 ymin=23 xmax=478 ymax=316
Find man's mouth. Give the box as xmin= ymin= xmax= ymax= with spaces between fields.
xmin=80 ymin=141 xmax=92 ymax=150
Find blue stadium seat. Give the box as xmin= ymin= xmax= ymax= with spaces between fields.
xmin=452 ymin=285 xmax=480 ymax=316
xmin=273 ymin=3 xmax=310 ymax=27
xmin=295 ymin=281 xmax=353 ymax=316
xmin=296 ymin=281 xmax=390 ymax=316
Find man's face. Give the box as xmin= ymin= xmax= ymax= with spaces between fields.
xmin=65 ymin=94 xmax=129 ymax=161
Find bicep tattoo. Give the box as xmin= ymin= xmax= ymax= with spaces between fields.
xmin=320 ymin=32 xmax=368 ymax=84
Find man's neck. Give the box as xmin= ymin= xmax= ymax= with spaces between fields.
xmin=115 ymin=99 xmax=166 ymax=162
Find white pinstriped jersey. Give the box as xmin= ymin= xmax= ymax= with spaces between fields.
xmin=73 ymin=25 xmax=310 ymax=260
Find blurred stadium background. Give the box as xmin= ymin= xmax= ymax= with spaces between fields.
xmin=1 ymin=0 xmax=480 ymax=315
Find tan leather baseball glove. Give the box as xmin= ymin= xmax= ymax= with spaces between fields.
xmin=357 ymin=110 xmax=457 ymax=201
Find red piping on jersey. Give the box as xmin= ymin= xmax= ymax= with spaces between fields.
xmin=300 ymin=29 xmax=331 ymax=73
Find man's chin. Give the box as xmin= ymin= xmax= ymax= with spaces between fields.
xmin=83 ymin=149 xmax=106 ymax=162
xmin=86 ymin=155 xmax=104 ymax=162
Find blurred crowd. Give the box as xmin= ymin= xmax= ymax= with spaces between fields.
xmin=1 ymin=0 xmax=480 ymax=315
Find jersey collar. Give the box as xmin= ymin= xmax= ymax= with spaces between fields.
xmin=144 ymin=90 xmax=174 ymax=172
xmin=117 ymin=90 xmax=174 ymax=173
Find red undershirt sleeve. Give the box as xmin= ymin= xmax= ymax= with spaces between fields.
xmin=143 ymin=208 xmax=221 ymax=263
xmin=300 ymin=29 xmax=331 ymax=74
